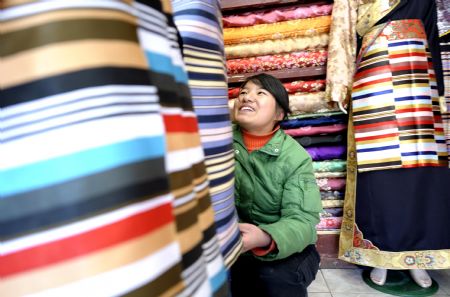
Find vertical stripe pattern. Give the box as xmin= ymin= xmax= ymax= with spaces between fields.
xmin=171 ymin=0 xmax=242 ymax=269
xmin=352 ymin=20 xmax=448 ymax=172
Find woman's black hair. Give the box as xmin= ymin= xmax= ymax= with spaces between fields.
xmin=240 ymin=73 xmax=291 ymax=119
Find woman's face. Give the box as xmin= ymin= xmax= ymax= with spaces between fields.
xmin=233 ymin=80 xmax=283 ymax=134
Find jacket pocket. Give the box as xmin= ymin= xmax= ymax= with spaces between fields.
xmin=299 ymin=178 xmax=322 ymax=212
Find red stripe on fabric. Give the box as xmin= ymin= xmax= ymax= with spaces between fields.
xmin=163 ymin=114 xmax=199 ymax=133
xmin=0 ymin=203 xmax=174 ymax=277
xmin=395 ymin=107 xmax=433 ymax=113
xmin=355 ymin=120 xmax=397 ymax=129
xmin=403 ymin=163 xmax=441 ymax=168
xmin=397 ymin=120 xmax=434 ymax=126
xmin=356 ymin=133 xmax=399 ymax=141
xmin=389 ymin=52 xmax=426 ymax=59
xmin=354 ymin=65 xmax=391 ymax=80
xmin=353 ymin=77 xmax=392 ymax=90
xmin=390 ymin=64 xmax=428 ymax=71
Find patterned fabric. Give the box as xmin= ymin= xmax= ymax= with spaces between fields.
xmin=225 ymin=34 xmax=329 ymax=59
xmin=284 ymin=124 xmax=347 ymax=137
xmin=352 ymin=19 xmax=448 ymax=172
xmin=321 ymin=199 xmax=344 ymax=208
xmin=321 ymin=190 xmax=345 ymax=200
xmin=325 ymin=0 xmax=358 ymax=106
xmin=316 ymin=217 xmax=342 ymax=230
xmin=289 ymin=92 xmax=339 ymax=115
xmin=228 ymin=79 xmax=326 ymax=98
xmin=316 ymin=178 xmax=346 ymax=191
xmin=288 ymin=110 xmax=344 ymax=120
xmin=305 ymin=145 xmax=347 ymax=161
xmin=313 ymin=160 xmax=347 ymax=172
xmin=226 ymin=49 xmax=328 ymax=75
xmin=320 ymin=207 xmax=343 ymax=218
xmin=172 ymin=0 xmax=242 ymax=269
xmin=294 ymin=134 xmax=345 ymax=148
xmin=441 ymin=37 xmax=450 ymax=164
xmin=314 ymin=171 xmax=346 ymax=178
xmin=222 ymin=3 xmax=333 ymax=27
xmin=0 ymin=1 xmax=227 ymax=296
xmin=281 ymin=113 xmax=347 ymax=129
xmin=436 ymin=0 xmax=450 ymax=37
xmin=224 ymin=16 xmax=331 ymax=45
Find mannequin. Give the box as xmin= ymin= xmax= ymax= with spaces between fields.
xmin=338 ymin=0 xmax=450 ymax=290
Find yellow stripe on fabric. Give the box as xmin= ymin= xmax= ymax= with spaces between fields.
xmin=358 ymin=157 xmax=401 ymax=165
xmin=0 ymin=223 xmax=179 ymax=296
xmin=357 ymin=136 xmax=399 ymax=145
xmin=166 ymin=133 xmax=202 ymax=151
xmin=205 ymin=158 xmax=234 ymax=175
xmin=2 ymin=9 xmax=137 ymax=33
xmin=354 ymin=81 xmax=392 ymax=93
xmin=186 ymin=66 xmax=225 ymax=75
xmin=208 ymin=165 xmax=234 ymax=181
xmin=400 ymin=139 xmax=437 ymax=144
xmin=209 ymin=178 xmax=234 ymax=196
xmin=184 ymin=49 xmax=223 ymax=62
xmin=174 ymin=202 xmax=203 ymax=254
xmin=359 ymin=55 xmax=389 ymax=67
xmin=184 ymin=57 xmax=223 ymax=68
xmin=2 ymin=40 xmax=147 ymax=88
xmin=393 ymin=83 xmax=431 ymax=89
xmin=188 ymin=80 xmax=228 ymax=88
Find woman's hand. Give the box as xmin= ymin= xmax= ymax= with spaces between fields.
xmin=239 ymin=223 xmax=272 ymax=253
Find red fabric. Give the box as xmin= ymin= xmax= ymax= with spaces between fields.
xmin=223 ymin=4 xmax=333 ymax=27
xmin=228 ymin=79 xmax=326 ymax=98
xmin=252 ymin=239 xmax=277 ymax=256
xmin=227 ymin=50 xmax=327 ymax=75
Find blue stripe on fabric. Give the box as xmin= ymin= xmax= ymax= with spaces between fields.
xmin=199 ymin=121 xmax=231 ymax=129
xmin=195 ymin=107 xmax=229 ymax=115
xmin=144 ymin=51 xmax=173 ymax=77
xmin=357 ymin=145 xmax=400 ymax=153
xmin=202 ymin=138 xmax=233 ymax=149
xmin=172 ymin=64 xmax=189 ymax=84
xmin=395 ymin=95 xmax=431 ymax=101
xmin=191 ymin=88 xmax=227 ymax=97
xmin=192 ymin=99 xmax=228 ymax=106
xmin=352 ymin=89 xmax=393 ymax=100
xmin=210 ymin=267 xmax=228 ymax=293
xmin=389 ymin=40 xmax=424 ymax=47
xmin=0 ymin=137 xmax=165 ymax=198
xmin=401 ymin=151 xmax=437 ymax=156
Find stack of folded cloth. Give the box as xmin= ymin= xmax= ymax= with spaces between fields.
xmin=282 ymin=114 xmax=347 ymax=231
xmin=224 ymin=3 xmax=333 ymax=75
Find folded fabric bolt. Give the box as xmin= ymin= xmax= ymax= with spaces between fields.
xmin=281 ymin=114 xmax=347 ymax=129
xmin=321 ymin=199 xmax=344 ymax=208
xmin=306 ymin=145 xmax=347 ymax=161
xmin=284 ymin=124 xmax=347 ymax=137
xmin=313 ymin=160 xmax=347 ymax=172
xmin=294 ymin=134 xmax=344 ymax=147
xmin=316 ymin=177 xmax=346 ymax=191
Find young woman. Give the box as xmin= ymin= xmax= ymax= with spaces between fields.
xmin=230 ymin=73 xmax=322 ymax=297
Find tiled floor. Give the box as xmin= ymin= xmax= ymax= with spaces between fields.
xmin=308 ymin=269 xmax=450 ymax=297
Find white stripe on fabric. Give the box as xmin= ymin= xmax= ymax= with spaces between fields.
xmin=2 ymin=114 xmax=164 ymax=169
xmin=166 ymin=147 xmax=205 ymax=173
xmin=1 ymin=194 xmax=173 ymax=255
xmin=355 ymin=128 xmax=399 ymax=138
xmin=28 ymin=243 xmax=181 ymax=297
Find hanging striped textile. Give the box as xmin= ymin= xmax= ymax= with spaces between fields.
xmin=352 ymin=19 xmax=448 ymax=172
xmin=171 ymin=0 xmax=242 ymax=269
xmin=0 ymin=1 xmax=185 ymax=296
xmin=134 ymin=0 xmax=228 ymax=296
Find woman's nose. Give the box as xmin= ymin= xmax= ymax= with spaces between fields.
xmin=241 ymin=93 xmax=255 ymax=102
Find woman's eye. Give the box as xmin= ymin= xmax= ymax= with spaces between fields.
xmin=258 ymin=92 xmax=265 ymax=95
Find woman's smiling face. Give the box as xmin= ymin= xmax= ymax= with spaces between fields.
xmin=233 ymin=80 xmax=283 ymax=135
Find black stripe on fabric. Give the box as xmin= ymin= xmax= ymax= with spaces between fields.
xmin=362 ymin=50 xmax=388 ymax=61
xmin=2 ymin=19 xmax=138 ymax=56
xmin=392 ymin=79 xmax=429 ymax=86
xmin=353 ymin=116 xmax=397 ymax=126
xmin=174 ymin=9 xmax=219 ymax=25
xmin=175 ymin=204 xmax=201 ymax=232
xmin=182 ymin=240 xmax=204 ymax=269
xmin=136 ymin=0 xmax=163 ymax=13
xmin=398 ymin=124 xmax=435 ymax=130
xmin=184 ymin=43 xmax=224 ymax=59
xmin=148 ymin=71 xmax=193 ymax=110
xmin=169 ymin=169 xmax=195 ymax=193
xmin=353 ymin=105 xmax=395 ymax=116
xmin=202 ymin=222 xmax=218 ymax=243
xmin=222 ymin=234 xmax=240 ymax=260
xmin=213 ymin=281 xmax=230 ymax=297
xmin=358 ymin=161 xmax=401 ymax=169
xmin=197 ymin=114 xmax=230 ymax=123
xmin=127 ymin=263 xmax=184 ymax=297
xmin=357 ymin=60 xmax=390 ymax=73
xmin=215 ymin=209 xmax=238 ymax=230
xmin=204 ymin=144 xmax=233 ymax=156
xmin=137 ymin=24 xmax=168 ymax=39
xmin=209 ymin=171 xmax=234 ymax=187
xmin=392 ymin=69 xmax=428 ymax=76
xmin=0 ymin=176 xmax=170 ymax=240
xmin=1 ymin=67 xmax=154 ymax=108
xmin=0 ymin=158 xmax=167 ymax=223
xmin=399 ymin=134 xmax=436 ymax=141
xmin=5 ymin=102 xmax=156 ymax=131
xmin=182 ymin=36 xmax=221 ymax=52
xmin=188 ymin=72 xmax=226 ymax=81
xmin=5 ymin=111 xmax=158 ymax=142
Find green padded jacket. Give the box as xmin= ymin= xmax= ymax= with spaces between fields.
xmin=233 ymin=125 xmax=322 ymax=261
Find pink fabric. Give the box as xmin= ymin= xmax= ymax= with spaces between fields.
xmin=316 ymin=217 xmax=342 ymax=230
xmin=284 ymin=124 xmax=347 ymax=137
xmin=223 ymin=4 xmax=333 ymax=27
xmin=228 ymin=79 xmax=326 ymax=98
xmin=316 ymin=178 xmax=346 ymax=191
xmin=226 ymin=50 xmax=327 ymax=75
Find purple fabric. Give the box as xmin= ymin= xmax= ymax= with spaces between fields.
xmin=306 ymin=145 xmax=347 ymax=161
xmin=316 ymin=177 xmax=346 ymax=191
xmin=284 ymin=124 xmax=347 ymax=136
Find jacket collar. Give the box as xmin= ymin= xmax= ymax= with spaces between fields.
xmin=233 ymin=125 xmax=284 ymax=156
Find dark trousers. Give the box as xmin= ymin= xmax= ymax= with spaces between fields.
xmin=230 ymin=245 xmax=320 ymax=297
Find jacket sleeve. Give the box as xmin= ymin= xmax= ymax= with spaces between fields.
xmin=257 ymin=155 xmax=322 ymax=260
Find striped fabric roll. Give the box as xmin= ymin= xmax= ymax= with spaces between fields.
xmin=172 ymin=0 xmax=242 ymax=269
xmin=440 ymin=37 xmax=450 ymax=165
xmin=135 ymin=0 xmax=228 ymax=295
xmin=0 ymin=0 xmax=226 ymax=296
xmin=352 ymin=19 xmax=448 ymax=172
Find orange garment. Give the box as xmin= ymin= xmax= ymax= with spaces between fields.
xmin=242 ymin=126 xmax=280 ymax=153
xmin=224 ymin=15 xmax=331 ymax=45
